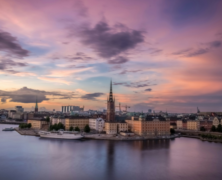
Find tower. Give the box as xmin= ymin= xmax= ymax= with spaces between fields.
xmin=107 ymin=80 xmax=115 ymax=122
xmin=35 ymin=97 xmax=38 ymax=112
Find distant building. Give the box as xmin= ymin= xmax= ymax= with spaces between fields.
xmin=61 ymin=106 xmax=84 ymax=113
xmin=126 ymin=114 xmax=170 ymax=136
xmin=65 ymin=116 xmax=89 ymax=131
xmin=212 ymin=117 xmax=221 ymax=128
xmin=89 ymin=118 xmax=105 ymax=132
xmin=27 ymin=118 xmax=48 ymax=129
xmin=187 ymin=120 xmax=200 ymax=131
xmin=51 ymin=115 xmax=65 ymax=125
xmin=104 ymin=122 xmax=128 ymax=135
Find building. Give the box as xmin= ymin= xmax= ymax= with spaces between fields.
xmin=200 ymin=120 xmax=213 ymax=131
xmin=35 ymin=97 xmax=38 ymax=112
xmin=105 ymin=122 xmax=128 ymax=135
xmin=62 ymin=106 xmax=84 ymax=113
xmin=187 ymin=120 xmax=200 ymax=131
xmin=65 ymin=116 xmax=89 ymax=131
xmin=51 ymin=115 xmax=65 ymax=125
xmin=27 ymin=118 xmax=48 ymax=129
xmin=89 ymin=118 xmax=105 ymax=132
xmin=212 ymin=117 xmax=221 ymax=128
xmin=176 ymin=120 xmax=183 ymax=129
xmin=107 ymin=80 xmax=115 ymax=122
xmin=126 ymin=114 xmax=170 ymax=136
xmin=15 ymin=106 xmax=24 ymax=112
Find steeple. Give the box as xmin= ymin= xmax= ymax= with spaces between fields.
xmin=109 ymin=79 xmax=113 ymax=102
xmin=35 ymin=96 xmax=38 ymax=112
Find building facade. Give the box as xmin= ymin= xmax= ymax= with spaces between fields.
xmin=89 ymin=118 xmax=105 ymax=132
xmin=126 ymin=115 xmax=170 ymax=136
xmin=187 ymin=120 xmax=200 ymax=131
xmin=27 ymin=118 xmax=48 ymax=129
xmin=213 ymin=117 xmax=221 ymax=127
xmin=51 ymin=116 xmax=65 ymax=125
xmin=105 ymin=122 xmax=128 ymax=135
xmin=65 ymin=117 xmax=89 ymax=131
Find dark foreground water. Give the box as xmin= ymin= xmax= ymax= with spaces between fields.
xmin=1 ymin=124 xmax=222 ymax=180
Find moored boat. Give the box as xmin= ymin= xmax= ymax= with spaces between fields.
xmin=39 ymin=131 xmax=83 ymax=140
xmin=2 ymin=127 xmax=15 ymax=131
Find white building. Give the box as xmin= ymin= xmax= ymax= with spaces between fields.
xmin=51 ymin=116 xmax=65 ymax=125
xmin=89 ymin=118 xmax=105 ymax=132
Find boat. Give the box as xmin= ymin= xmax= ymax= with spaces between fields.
xmin=2 ymin=127 xmax=15 ymax=131
xmin=39 ymin=131 xmax=83 ymax=140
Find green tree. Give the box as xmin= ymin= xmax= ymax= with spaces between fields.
xmin=211 ymin=125 xmax=216 ymax=132
xmin=217 ymin=124 xmax=222 ymax=132
xmin=170 ymin=128 xmax=175 ymax=135
xmin=28 ymin=123 xmax=32 ymax=128
xmin=46 ymin=116 xmax=50 ymax=123
xmin=69 ymin=126 xmax=74 ymax=131
xmin=200 ymin=126 xmax=206 ymax=131
xmin=84 ymin=124 xmax=90 ymax=133
xmin=74 ymin=126 xmax=80 ymax=131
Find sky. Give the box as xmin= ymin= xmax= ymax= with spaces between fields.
xmin=0 ymin=0 xmax=222 ymax=113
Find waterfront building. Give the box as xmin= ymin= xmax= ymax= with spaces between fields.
xmin=126 ymin=114 xmax=170 ymax=136
xmin=105 ymin=122 xmax=128 ymax=135
xmin=65 ymin=117 xmax=89 ymax=131
xmin=182 ymin=120 xmax=187 ymax=129
xmin=177 ymin=120 xmax=183 ymax=129
xmin=27 ymin=118 xmax=48 ymax=129
xmin=89 ymin=118 xmax=105 ymax=132
xmin=212 ymin=117 xmax=221 ymax=128
xmin=51 ymin=115 xmax=65 ymax=125
xmin=199 ymin=120 xmax=213 ymax=131
xmin=187 ymin=120 xmax=200 ymax=131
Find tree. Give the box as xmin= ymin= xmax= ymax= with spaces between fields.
xmin=46 ymin=116 xmax=50 ymax=123
xmin=74 ymin=126 xmax=80 ymax=131
xmin=28 ymin=123 xmax=32 ymax=128
xmin=217 ymin=124 xmax=222 ymax=132
xmin=200 ymin=126 xmax=206 ymax=131
xmin=211 ymin=125 xmax=216 ymax=132
xmin=170 ymin=128 xmax=175 ymax=135
xmin=69 ymin=126 xmax=74 ymax=131
xmin=84 ymin=124 xmax=90 ymax=133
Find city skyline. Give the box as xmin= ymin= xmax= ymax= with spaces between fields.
xmin=0 ymin=0 xmax=222 ymax=112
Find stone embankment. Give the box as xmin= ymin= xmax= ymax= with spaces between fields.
xmin=15 ymin=128 xmax=39 ymax=136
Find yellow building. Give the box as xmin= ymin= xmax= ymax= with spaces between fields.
xmin=65 ymin=117 xmax=89 ymax=131
xmin=125 ymin=115 xmax=170 ymax=136
xmin=177 ymin=120 xmax=183 ymax=129
xmin=187 ymin=120 xmax=200 ymax=130
xmin=27 ymin=118 xmax=48 ymax=129
xmin=105 ymin=122 xmax=128 ymax=134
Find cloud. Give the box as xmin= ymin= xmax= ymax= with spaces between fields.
xmin=145 ymin=88 xmax=152 ymax=91
xmin=119 ymin=69 xmax=141 ymax=75
xmin=0 ymin=30 xmax=29 ymax=58
xmin=76 ymin=21 xmax=144 ymax=58
xmin=0 ymin=58 xmax=27 ymax=70
xmin=108 ymin=56 xmax=129 ymax=64
xmin=0 ymin=87 xmax=76 ymax=103
xmin=81 ymin=93 xmax=104 ymax=100
xmin=113 ymin=80 xmax=156 ymax=88
xmin=172 ymin=40 xmax=222 ymax=57
xmin=38 ymin=77 xmax=71 ymax=85
xmin=51 ymin=52 xmax=93 ymax=62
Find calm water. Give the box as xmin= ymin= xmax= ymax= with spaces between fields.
xmin=1 ymin=124 xmax=222 ymax=180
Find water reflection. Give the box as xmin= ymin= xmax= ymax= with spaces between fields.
xmin=1 ymin=124 xmax=222 ymax=180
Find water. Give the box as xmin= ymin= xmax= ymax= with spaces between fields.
xmin=1 ymin=124 xmax=222 ymax=180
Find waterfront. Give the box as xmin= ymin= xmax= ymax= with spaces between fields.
xmin=1 ymin=124 xmax=222 ymax=180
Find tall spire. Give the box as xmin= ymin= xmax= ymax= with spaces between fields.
xmin=109 ymin=79 xmax=113 ymax=101
xmin=35 ymin=96 xmax=38 ymax=112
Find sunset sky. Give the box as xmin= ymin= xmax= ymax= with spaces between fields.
xmin=0 ymin=0 xmax=222 ymax=112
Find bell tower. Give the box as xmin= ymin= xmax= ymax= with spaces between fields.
xmin=107 ymin=80 xmax=115 ymax=122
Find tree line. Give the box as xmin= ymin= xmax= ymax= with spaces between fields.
xmin=19 ymin=123 xmax=32 ymax=129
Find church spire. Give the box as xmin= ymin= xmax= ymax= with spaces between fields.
xmin=35 ymin=96 xmax=38 ymax=112
xmin=109 ymin=79 xmax=113 ymax=101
